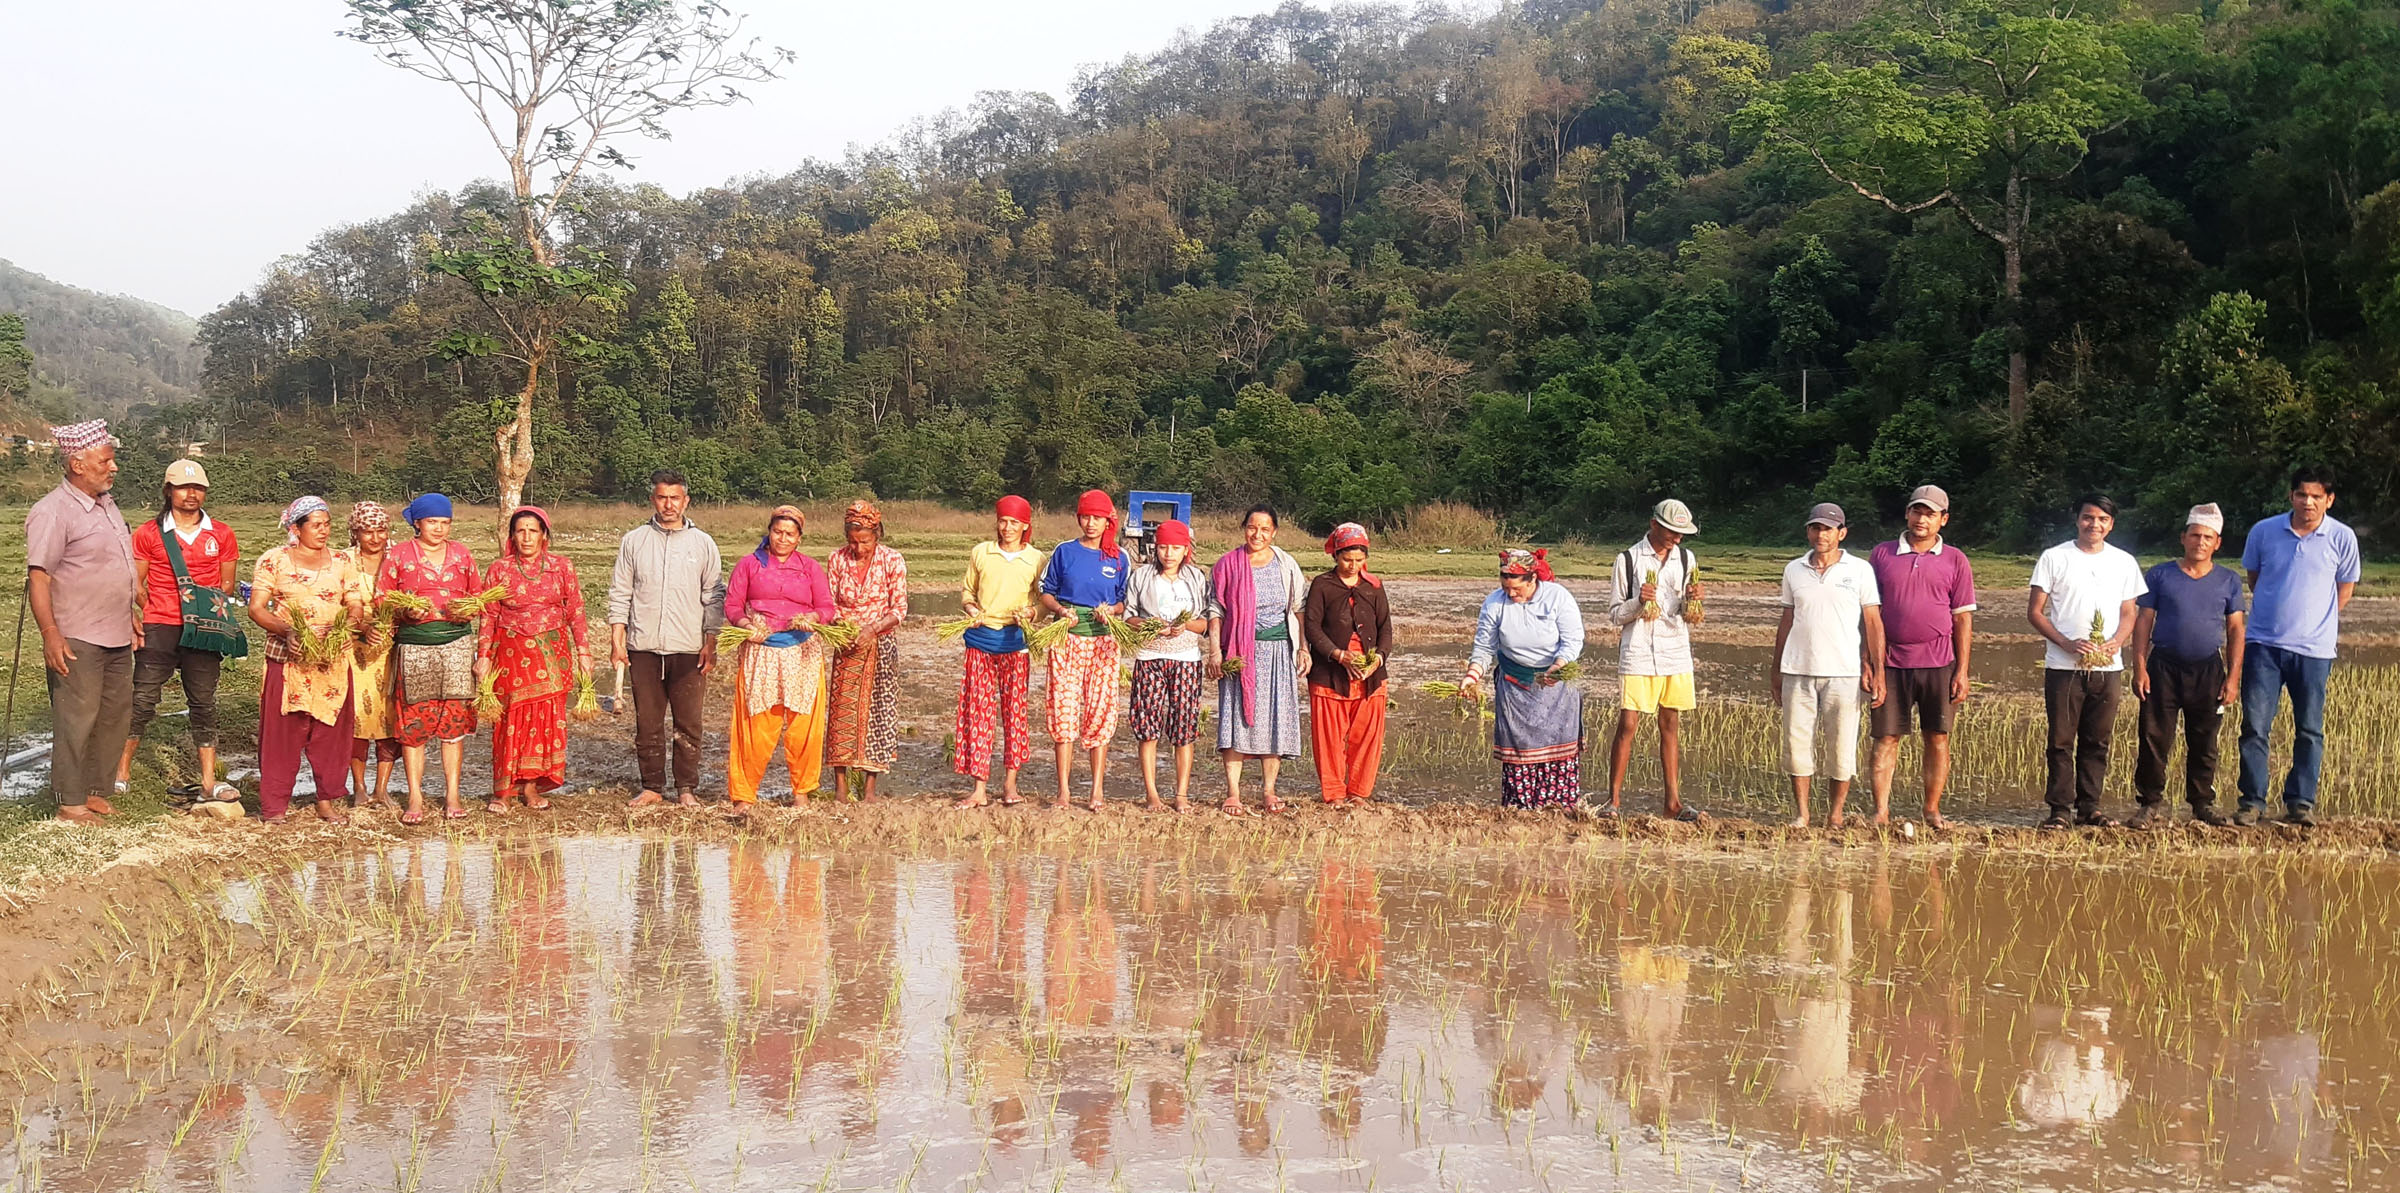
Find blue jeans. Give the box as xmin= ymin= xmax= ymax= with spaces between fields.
xmin=2237 ymin=645 xmax=2332 ymax=814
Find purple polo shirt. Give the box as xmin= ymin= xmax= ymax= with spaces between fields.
xmin=24 ymin=479 xmax=138 ymax=648
xmin=1869 ymin=537 xmax=1977 ymax=670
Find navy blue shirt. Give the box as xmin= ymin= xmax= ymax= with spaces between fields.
xmin=2137 ymin=560 xmax=2245 ymax=663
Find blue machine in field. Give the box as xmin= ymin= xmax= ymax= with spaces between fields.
xmin=1123 ymin=490 xmax=1194 ymax=562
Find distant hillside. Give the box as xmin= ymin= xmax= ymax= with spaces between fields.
xmin=0 ymin=259 xmax=201 ymax=416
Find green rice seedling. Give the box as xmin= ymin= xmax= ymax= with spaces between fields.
xmin=2080 ymin=609 xmax=2108 ymax=668
xmin=568 ymin=672 xmax=600 ymax=722
xmin=716 ymin=623 xmax=760 ymax=655
xmin=1220 ymin=653 xmax=1245 ymax=675
xmin=1641 ymin=567 xmax=1661 ymax=621
xmin=934 ymin=615 xmax=980 ymax=640
xmin=1683 ymin=563 xmax=1703 ymax=621
xmin=1025 ymin=615 xmax=1074 ymax=656
xmin=814 ymin=619 xmax=864 ymax=652
xmin=473 ymin=672 xmax=503 ymax=722
xmin=443 ymin=583 xmax=510 ymax=619
xmin=1541 ymin=661 xmax=1583 ymax=686
xmin=1108 ymin=616 xmax=1169 ymax=652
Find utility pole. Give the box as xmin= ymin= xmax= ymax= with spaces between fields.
xmin=1800 ymin=367 xmax=1810 ymax=414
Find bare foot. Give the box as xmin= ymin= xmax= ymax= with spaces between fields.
xmin=1923 ymin=810 xmax=1950 ymax=831
xmin=1086 ymin=796 xmax=1106 ymax=812
xmin=1788 ymin=814 xmax=1810 ymax=828
xmin=626 ymin=790 xmax=665 ymax=808
xmin=1173 ymin=797 xmax=1193 ymax=814
xmin=676 ymin=791 xmax=701 ymax=807
xmin=1870 ymin=811 xmax=1890 ymax=826
xmin=1051 ymin=798 xmax=1073 ymax=811
xmin=1143 ymin=796 xmax=1167 ymax=812
xmin=957 ymin=793 xmax=992 ymax=809
xmin=84 ymin=795 xmax=117 ymax=816
xmin=722 ymin=802 xmax=754 ymax=819
xmin=56 ymin=806 xmax=101 ymax=824
xmin=315 ymin=800 xmax=349 ymax=823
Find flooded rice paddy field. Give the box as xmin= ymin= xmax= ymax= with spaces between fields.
xmin=5 ymin=834 xmax=2396 ymax=1192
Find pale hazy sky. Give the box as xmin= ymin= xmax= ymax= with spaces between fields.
xmin=0 ymin=0 xmax=1282 ymax=317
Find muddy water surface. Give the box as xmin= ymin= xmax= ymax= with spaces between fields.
xmin=5 ymin=837 xmax=2392 ymax=1191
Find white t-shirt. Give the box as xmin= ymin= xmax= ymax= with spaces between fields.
xmin=1779 ymin=551 xmax=1881 ymax=677
xmin=2029 ymin=540 xmax=2149 ymax=671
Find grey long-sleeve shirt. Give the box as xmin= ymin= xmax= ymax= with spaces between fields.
xmin=606 ymin=517 xmax=725 ymax=655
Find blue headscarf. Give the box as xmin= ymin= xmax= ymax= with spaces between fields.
xmin=403 ymin=493 xmax=454 ymax=527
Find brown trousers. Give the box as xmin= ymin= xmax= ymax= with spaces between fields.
xmin=629 ymin=650 xmax=706 ymax=793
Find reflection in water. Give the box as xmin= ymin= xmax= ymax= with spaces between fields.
xmin=5 ymin=843 xmax=2395 ymax=1192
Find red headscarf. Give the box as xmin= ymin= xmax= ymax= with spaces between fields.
xmin=995 ymin=495 xmax=1033 ymax=528
xmin=1075 ymin=489 xmax=1121 ymax=559
xmin=1499 ymin=548 xmax=1554 ymax=582
xmin=1324 ymin=522 xmax=1381 ymax=588
xmin=1154 ymin=518 xmax=1192 ymax=548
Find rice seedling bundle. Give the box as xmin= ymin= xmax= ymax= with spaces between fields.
xmin=444 ymin=584 xmax=510 ymax=619
xmin=716 ymin=624 xmax=761 ymax=655
xmin=1683 ymin=563 xmax=1703 ymax=621
xmin=1350 ymin=649 xmax=1382 ymax=674
xmin=1641 ymin=567 xmax=1661 ymax=621
xmin=1219 ymin=653 xmax=1245 ymax=675
xmin=815 ymin=619 xmax=864 ymax=652
xmin=569 ymin=672 xmax=601 ymax=722
xmin=473 ymin=671 xmax=503 ymax=722
xmin=291 ymin=606 xmax=353 ymax=668
xmin=1541 ymin=661 xmax=1584 ymax=686
xmin=1025 ymin=616 xmax=1074 ymax=656
xmin=1107 ymin=617 xmax=1168 ymax=652
xmin=934 ymin=615 xmax=980 ymax=641
xmin=2080 ymin=609 xmax=2108 ymax=669
xmin=1417 ymin=680 xmax=1463 ymax=699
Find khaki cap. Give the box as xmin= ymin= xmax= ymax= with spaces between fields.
xmin=1905 ymin=485 xmax=1949 ymax=512
xmin=164 ymin=459 xmax=209 ymax=488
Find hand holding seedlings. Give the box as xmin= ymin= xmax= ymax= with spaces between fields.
xmin=1640 ymin=568 xmax=1661 ymax=621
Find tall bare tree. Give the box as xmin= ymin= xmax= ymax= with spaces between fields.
xmin=342 ymin=0 xmax=788 ymax=512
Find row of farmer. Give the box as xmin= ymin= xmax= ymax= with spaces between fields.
xmin=24 ymin=419 xmax=2359 ymax=827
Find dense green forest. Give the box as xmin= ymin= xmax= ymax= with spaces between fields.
xmin=0 ymin=260 xmax=200 ymax=420
xmin=111 ymin=0 xmax=2400 ymax=547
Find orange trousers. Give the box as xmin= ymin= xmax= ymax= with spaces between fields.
xmin=727 ymin=666 xmax=828 ymax=803
xmin=1310 ymin=686 xmax=1387 ymax=802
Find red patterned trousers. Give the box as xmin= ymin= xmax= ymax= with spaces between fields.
xmin=954 ymin=647 xmax=1031 ymax=780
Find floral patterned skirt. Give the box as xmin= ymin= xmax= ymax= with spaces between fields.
xmin=827 ymin=637 xmax=899 ymax=771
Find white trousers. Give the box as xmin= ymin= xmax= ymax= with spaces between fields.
xmin=1782 ymin=675 xmax=1863 ymax=781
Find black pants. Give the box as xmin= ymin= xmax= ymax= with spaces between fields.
xmin=2043 ymin=669 xmax=2122 ymax=816
xmin=629 ymin=650 xmax=706 ymax=793
xmin=130 ymin=623 xmax=223 ymax=746
xmin=2134 ymin=651 xmax=2226 ymax=808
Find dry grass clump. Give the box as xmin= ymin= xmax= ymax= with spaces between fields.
xmin=1378 ymin=500 xmax=1509 ymax=550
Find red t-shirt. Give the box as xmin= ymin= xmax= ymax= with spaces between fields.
xmin=131 ymin=515 xmax=240 ymax=625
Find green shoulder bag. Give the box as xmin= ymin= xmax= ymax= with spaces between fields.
xmin=161 ymin=520 xmax=250 ymax=659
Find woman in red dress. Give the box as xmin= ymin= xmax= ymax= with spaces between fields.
xmin=477 ymin=506 xmax=588 ymax=812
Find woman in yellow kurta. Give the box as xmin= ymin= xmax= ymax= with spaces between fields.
xmin=247 ymin=497 xmax=369 ymax=823
xmin=346 ymin=501 xmax=399 ymax=808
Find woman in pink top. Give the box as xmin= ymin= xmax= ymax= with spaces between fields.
xmin=724 ymin=506 xmax=839 ymax=812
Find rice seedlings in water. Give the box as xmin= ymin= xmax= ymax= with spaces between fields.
xmin=1025 ymin=617 xmax=1073 ymax=656
xmin=1641 ymin=568 xmax=1661 ymax=621
xmin=934 ymin=616 xmax=980 ymax=641
xmin=569 ymin=672 xmax=600 ymax=722
xmin=474 ymin=672 xmax=503 ymax=723
xmin=444 ymin=584 xmax=510 ymax=619
xmin=815 ymin=620 xmax=864 ymax=652
xmin=716 ymin=624 xmax=761 ymax=655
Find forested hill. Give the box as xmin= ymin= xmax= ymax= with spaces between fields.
xmin=170 ymin=0 xmax=2400 ymax=549
xmin=0 ymin=259 xmax=201 ymax=419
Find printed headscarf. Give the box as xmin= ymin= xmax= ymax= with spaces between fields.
xmin=347 ymin=501 xmax=390 ymax=542
xmin=1324 ymin=522 xmax=1381 ymax=588
xmin=402 ymin=493 xmax=453 ymax=528
xmin=280 ymin=496 xmax=330 ymax=543
xmin=1075 ymin=489 xmax=1121 ymax=559
xmin=841 ymin=499 xmax=884 ymax=555
xmin=503 ymin=505 xmax=552 ymax=559
xmin=754 ymin=505 xmax=806 ymax=564
xmin=1499 ymin=548 xmax=1554 ymax=582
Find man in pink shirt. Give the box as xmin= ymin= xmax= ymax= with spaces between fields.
xmin=23 ymin=420 xmax=142 ymax=822
xmin=1866 ymin=485 xmax=1978 ymax=829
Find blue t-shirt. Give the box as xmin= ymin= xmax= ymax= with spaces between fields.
xmin=2241 ymin=514 xmax=2361 ymax=659
xmin=1039 ymin=540 xmax=1129 ymax=610
xmin=2137 ymin=561 xmax=2244 ymax=663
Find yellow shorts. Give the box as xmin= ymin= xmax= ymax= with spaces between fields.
xmin=1620 ymin=672 xmax=1696 ymax=714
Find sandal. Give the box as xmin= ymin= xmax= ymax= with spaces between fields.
xmin=1668 ymin=805 xmax=1706 ymax=823
xmin=445 ymin=805 xmax=470 ymax=820
xmin=400 ymin=809 xmax=426 ymax=825
xmin=997 ymin=793 xmax=1024 ymax=807
xmin=524 ymin=796 xmax=551 ymax=811
xmin=1262 ymin=795 xmax=1288 ymax=815
xmin=1220 ymin=798 xmax=1249 ymax=818
xmin=486 ymin=800 xmax=510 ymax=815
